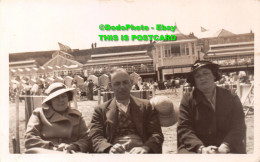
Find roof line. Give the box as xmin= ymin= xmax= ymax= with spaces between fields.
xmin=89 ymin=55 xmax=151 ymax=63
xmin=91 ymin=50 xmax=147 ymax=58
xmin=42 ymin=54 xmax=60 ymax=67
xmin=209 ymin=41 xmax=254 ymax=47
xmin=207 ymin=47 xmax=254 ymax=53
xmin=43 ymin=54 xmax=83 ymax=67
xmin=9 ymin=60 xmax=36 ymax=65
xmin=155 ymin=39 xmax=197 ymax=45
xmin=207 ymin=50 xmax=254 ymax=56
xmin=84 ymin=59 xmax=153 ymax=66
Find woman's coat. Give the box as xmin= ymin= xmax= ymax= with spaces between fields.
xmin=177 ymin=86 xmax=246 ymax=153
xmin=25 ymin=107 xmax=91 ymax=153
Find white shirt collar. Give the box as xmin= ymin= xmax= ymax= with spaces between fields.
xmin=116 ymin=100 xmax=130 ymax=113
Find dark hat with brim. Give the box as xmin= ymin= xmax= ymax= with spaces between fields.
xmin=150 ymin=96 xmax=177 ymax=127
xmin=187 ymin=60 xmax=221 ymax=85
xmin=42 ymin=82 xmax=76 ymax=107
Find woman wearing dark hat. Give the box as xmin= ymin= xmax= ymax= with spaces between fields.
xmin=24 ymin=82 xmax=91 ymax=154
xmin=177 ymin=60 xmax=246 ymax=154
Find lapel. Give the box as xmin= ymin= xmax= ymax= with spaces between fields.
xmin=105 ymin=98 xmax=118 ymax=141
xmin=215 ymin=87 xmax=232 ymax=121
xmin=193 ymin=89 xmax=213 ymax=109
xmin=193 ymin=88 xmax=215 ymax=116
xmin=43 ymin=107 xmax=70 ymax=123
xmin=67 ymin=108 xmax=81 ymax=126
xmin=106 ymin=98 xmax=118 ymax=124
xmin=129 ymin=95 xmax=144 ymax=137
xmin=104 ymin=96 xmax=144 ymax=140
xmin=67 ymin=108 xmax=81 ymax=116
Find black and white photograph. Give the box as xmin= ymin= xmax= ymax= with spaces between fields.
xmin=1 ymin=0 xmax=260 ymax=161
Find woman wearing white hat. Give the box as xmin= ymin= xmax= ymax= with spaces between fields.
xmin=25 ymin=82 xmax=91 ymax=154
xmin=177 ymin=60 xmax=246 ymax=154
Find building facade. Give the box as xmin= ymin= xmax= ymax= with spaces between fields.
xmin=84 ymin=50 xmax=156 ymax=82
xmin=201 ymin=32 xmax=254 ymax=75
xmin=152 ymin=26 xmax=202 ymax=81
xmin=9 ymin=30 xmax=254 ymax=83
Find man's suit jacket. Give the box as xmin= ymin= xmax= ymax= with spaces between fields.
xmin=89 ymin=95 xmax=164 ymax=153
xmin=177 ymin=86 xmax=246 ymax=153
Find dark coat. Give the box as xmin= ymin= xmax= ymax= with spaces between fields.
xmin=89 ymin=95 xmax=164 ymax=153
xmin=177 ymin=86 xmax=246 ymax=153
xmin=25 ymin=107 xmax=91 ymax=153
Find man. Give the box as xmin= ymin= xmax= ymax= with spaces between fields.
xmin=89 ymin=68 xmax=164 ymax=153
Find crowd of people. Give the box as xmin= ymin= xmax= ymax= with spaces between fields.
xmin=10 ymin=60 xmax=253 ymax=154
xmin=9 ymin=75 xmax=97 ymax=102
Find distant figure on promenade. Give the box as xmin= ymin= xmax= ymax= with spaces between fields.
xmin=142 ymin=83 xmax=149 ymax=90
xmin=171 ymin=78 xmax=177 ymax=95
xmin=153 ymin=81 xmax=158 ymax=90
xmin=132 ymin=83 xmax=140 ymax=90
xmin=30 ymin=81 xmax=39 ymax=95
xmin=24 ymin=81 xmax=32 ymax=95
xmin=81 ymin=80 xmax=89 ymax=99
xmin=175 ymin=78 xmax=180 ymax=88
xmin=87 ymin=79 xmax=94 ymax=100
xmin=89 ymin=68 xmax=164 ymax=153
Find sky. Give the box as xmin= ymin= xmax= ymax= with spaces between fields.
xmin=1 ymin=0 xmax=260 ymax=53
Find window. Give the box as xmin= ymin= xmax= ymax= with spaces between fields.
xmin=157 ymin=48 xmax=161 ymax=58
xmin=185 ymin=45 xmax=189 ymax=55
xmin=181 ymin=44 xmax=185 ymax=56
xmin=164 ymin=45 xmax=172 ymax=57
xmin=171 ymin=44 xmax=180 ymax=56
xmin=165 ymin=50 xmax=168 ymax=57
xmin=191 ymin=43 xmax=195 ymax=55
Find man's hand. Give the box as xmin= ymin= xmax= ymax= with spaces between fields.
xmin=56 ymin=143 xmax=79 ymax=153
xmin=201 ymin=145 xmax=218 ymax=154
xmin=217 ymin=143 xmax=230 ymax=154
xmin=56 ymin=143 xmax=70 ymax=151
xmin=129 ymin=146 xmax=149 ymax=154
xmin=109 ymin=143 xmax=126 ymax=154
xmin=65 ymin=144 xmax=79 ymax=154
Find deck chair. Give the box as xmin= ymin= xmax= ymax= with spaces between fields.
xmin=240 ymin=84 xmax=254 ymax=116
xmin=12 ymin=95 xmax=46 ymax=153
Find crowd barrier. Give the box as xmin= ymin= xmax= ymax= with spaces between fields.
xmin=101 ymin=90 xmax=152 ymax=102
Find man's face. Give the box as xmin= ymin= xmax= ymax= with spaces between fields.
xmin=193 ymin=67 xmax=216 ymax=92
xmin=111 ymin=71 xmax=132 ymax=100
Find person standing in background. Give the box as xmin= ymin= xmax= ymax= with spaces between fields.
xmin=87 ymin=79 xmax=94 ymax=100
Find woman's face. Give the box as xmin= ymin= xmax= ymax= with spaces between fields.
xmin=51 ymin=92 xmax=69 ymax=112
xmin=193 ymin=67 xmax=216 ymax=92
